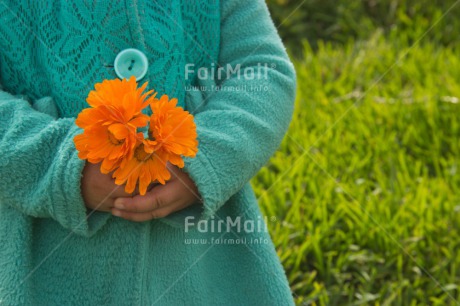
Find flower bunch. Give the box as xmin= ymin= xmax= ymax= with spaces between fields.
xmin=74 ymin=76 xmax=198 ymax=195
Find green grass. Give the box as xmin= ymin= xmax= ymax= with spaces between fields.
xmin=266 ymin=0 xmax=460 ymax=58
xmin=251 ymin=31 xmax=460 ymax=305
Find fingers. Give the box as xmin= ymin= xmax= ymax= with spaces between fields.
xmin=113 ymin=182 xmax=180 ymax=213
xmin=111 ymin=205 xmax=179 ymax=222
xmin=111 ymin=182 xmax=191 ymax=222
xmin=111 ymin=166 xmax=201 ymax=222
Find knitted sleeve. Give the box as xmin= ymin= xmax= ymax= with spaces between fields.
xmin=0 ymin=89 xmax=110 ymax=237
xmin=181 ymin=0 xmax=296 ymax=220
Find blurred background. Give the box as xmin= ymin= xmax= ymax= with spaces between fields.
xmin=254 ymin=0 xmax=460 ymax=305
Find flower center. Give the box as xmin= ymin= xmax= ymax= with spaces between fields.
xmin=148 ymin=130 xmax=156 ymax=141
xmin=108 ymin=130 xmax=125 ymax=145
xmin=134 ymin=144 xmax=152 ymax=162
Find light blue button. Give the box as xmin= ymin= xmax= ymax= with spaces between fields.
xmin=114 ymin=48 xmax=148 ymax=81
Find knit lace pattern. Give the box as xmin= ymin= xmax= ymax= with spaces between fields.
xmin=0 ymin=0 xmax=220 ymax=117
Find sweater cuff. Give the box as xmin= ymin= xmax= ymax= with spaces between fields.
xmin=51 ymin=124 xmax=111 ymax=237
xmin=159 ymin=146 xmax=223 ymax=228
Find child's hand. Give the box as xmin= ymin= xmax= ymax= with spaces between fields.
xmin=81 ymin=162 xmax=134 ymax=212
xmin=111 ymin=165 xmax=201 ymax=221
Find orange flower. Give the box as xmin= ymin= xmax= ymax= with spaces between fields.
xmin=113 ymin=95 xmax=198 ymax=195
xmin=149 ymin=95 xmax=198 ymax=163
xmin=74 ymin=76 xmax=153 ymax=173
xmin=113 ymin=140 xmax=171 ymax=195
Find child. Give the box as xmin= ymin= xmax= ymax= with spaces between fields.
xmin=0 ymin=0 xmax=296 ymax=304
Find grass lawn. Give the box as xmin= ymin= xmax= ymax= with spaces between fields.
xmin=251 ymin=31 xmax=460 ymax=305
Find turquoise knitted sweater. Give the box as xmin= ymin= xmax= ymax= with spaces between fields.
xmin=0 ymin=0 xmax=296 ymax=304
